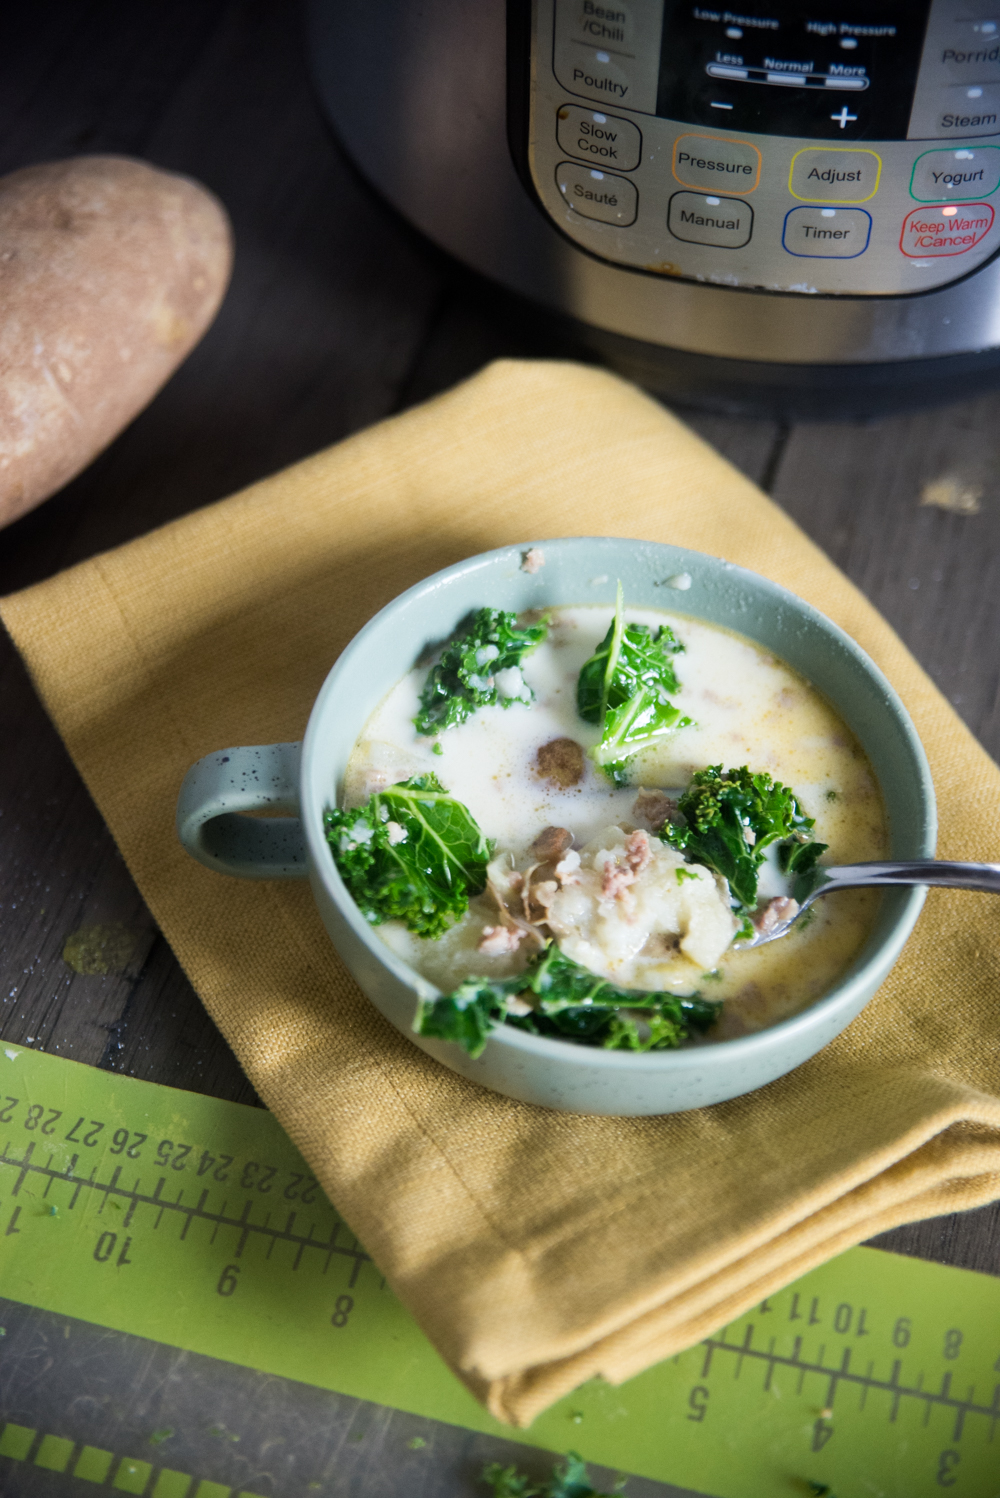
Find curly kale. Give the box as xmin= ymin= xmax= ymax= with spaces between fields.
xmin=577 ymin=583 xmax=691 ymax=783
xmin=664 ymin=764 xmax=827 ymax=910
xmin=415 ymin=943 xmax=720 ymax=1059
xmin=414 ymin=608 xmax=548 ymax=736
xmin=324 ymin=774 xmax=493 ymax=940
xmin=483 ymin=1453 xmax=625 ymax=1498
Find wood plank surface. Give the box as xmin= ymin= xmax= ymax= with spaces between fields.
xmin=1 ymin=2 xmax=1000 ymax=1493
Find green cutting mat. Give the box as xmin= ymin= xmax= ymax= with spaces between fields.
xmin=0 ymin=1044 xmax=998 ymax=1498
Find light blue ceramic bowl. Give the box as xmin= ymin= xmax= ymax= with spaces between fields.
xmin=177 ymin=538 xmax=935 ymax=1115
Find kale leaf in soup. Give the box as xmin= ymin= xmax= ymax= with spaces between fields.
xmin=413 ymin=607 xmax=548 ymax=736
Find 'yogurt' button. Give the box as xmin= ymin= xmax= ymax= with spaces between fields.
xmin=899 ymin=203 xmax=996 ymax=256
xmin=556 ymin=162 xmax=638 ymax=226
xmin=910 ymin=145 xmax=1000 ymax=201
xmin=556 ymin=105 xmax=642 ymax=172
xmin=782 ymin=206 xmax=872 ymax=258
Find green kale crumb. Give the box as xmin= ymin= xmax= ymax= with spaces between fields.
xmin=431 ymin=741 xmax=444 ymax=756
xmin=701 ymin=969 xmax=724 ymax=981
xmin=407 ymin=1436 xmax=427 ymax=1449
xmin=824 ymin=789 xmax=838 ymax=802
xmin=796 ymin=906 xmax=817 ymax=931
xmin=483 ymin=1453 xmax=623 ymax=1498
xmin=675 ymin=867 xmax=699 ymax=885
xmin=149 ymin=1429 xmax=174 ymax=1446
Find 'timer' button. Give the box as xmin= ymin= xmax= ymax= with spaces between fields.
xmin=782 ymin=206 xmax=872 ymax=258
xmin=672 ymin=133 xmax=761 ymax=194
xmin=789 ymin=148 xmax=881 ymax=203
xmin=667 ymin=191 xmax=752 ymax=248
xmin=557 ymin=162 xmax=638 ymax=225
xmin=557 ymin=105 xmax=641 ymax=171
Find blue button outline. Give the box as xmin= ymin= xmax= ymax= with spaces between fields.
xmin=782 ymin=205 xmax=872 ymax=258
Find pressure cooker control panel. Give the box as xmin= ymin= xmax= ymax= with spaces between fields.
xmin=524 ymin=0 xmax=1000 ymax=295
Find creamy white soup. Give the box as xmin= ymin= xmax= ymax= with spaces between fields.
xmin=339 ymin=605 xmax=888 ymax=1041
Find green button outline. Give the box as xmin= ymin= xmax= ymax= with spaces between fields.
xmin=909 ymin=144 xmax=1000 ymax=202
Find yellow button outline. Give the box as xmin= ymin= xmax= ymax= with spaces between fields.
xmin=672 ymin=133 xmax=761 ymax=194
xmin=789 ymin=147 xmax=882 ymax=204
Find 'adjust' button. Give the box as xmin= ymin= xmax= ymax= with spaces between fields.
xmin=789 ymin=148 xmax=881 ymax=203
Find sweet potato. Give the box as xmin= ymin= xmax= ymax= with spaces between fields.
xmin=0 ymin=155 xmax=232 ymax=528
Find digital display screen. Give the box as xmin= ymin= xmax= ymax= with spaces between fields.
xmin=656 ymin=3 xmax=933 ymax=140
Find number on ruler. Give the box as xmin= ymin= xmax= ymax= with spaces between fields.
xmin=108 ymin=1129 xmax=146 ymax=1158
xmin=216 ymin=1264 xmax=240 ymax=1297
xmin=686 ymin=1386 xmax=709 ymax=1422
xmin=943 ymin=1328 xmax=963 ymax=1360
xmin=197 ymin=1151 xmax=232 ymax=1182
xmin=936 ymin=1449 xmax=960 ymax=1486
xmin=93 ymin=1232 xmax=132 ymax=1267
xmin=65 ymin=1118 xmax=104 ymax=1146
xmin=0 ymin=1097 xmax=17 ymax=1124
xmin=331 ymin=1295 xmax=354 ymax=1328
xmin=893 ymin=1316 xmax=911 ymax=1347
xmin=812 ymin=1418 xmax=834 ymax=1452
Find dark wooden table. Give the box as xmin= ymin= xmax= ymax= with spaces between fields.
xmin=1 ymin=5 xmax=999 ymax=1496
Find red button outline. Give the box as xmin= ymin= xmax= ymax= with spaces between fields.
xmin=899 ymin=203 xmax=995 ymax=257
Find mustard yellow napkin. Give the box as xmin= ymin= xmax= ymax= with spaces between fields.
xmin=4 ymin=361 xmax=1000 ymax=1428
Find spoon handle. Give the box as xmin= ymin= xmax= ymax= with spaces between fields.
xmin=813 ymin=861 xmax=1000 ymax=897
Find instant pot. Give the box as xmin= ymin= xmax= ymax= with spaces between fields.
xmin=308 ymin=1 xmax=1000 ymax=412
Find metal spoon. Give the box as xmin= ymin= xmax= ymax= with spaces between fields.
xmin=740 ymin=861 xmax=1000 ymax=947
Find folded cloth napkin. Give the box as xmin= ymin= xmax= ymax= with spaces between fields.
xmin=4 ymin=361 xmax=1000 ymax=1428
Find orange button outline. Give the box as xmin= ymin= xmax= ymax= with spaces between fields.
xmin=789 ymin=147 xmax=882 ymax=204
xmin=672 ymin=133 xmax=761 ymax=194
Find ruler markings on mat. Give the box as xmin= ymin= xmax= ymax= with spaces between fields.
xmin=1 ymin=1046 xmax=999 ymax=1498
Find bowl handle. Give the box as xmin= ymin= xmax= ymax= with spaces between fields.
xmin=175 ymin=743 xmax=307 ymax=879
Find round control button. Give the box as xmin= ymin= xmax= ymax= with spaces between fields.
xmin=556 ymin=105 xmax=641 ymax=172
xmin=910 ymin=146 xmax=1000 ymax=202
xmin=789 ymin=148 xmax=881 ymax=203
xmin=900 ymin=203 xmax=995 ymax=256
xmin=667 ymin=191 xmax=753 ymax=248
xmin=556 ymin=162 xmax=638 ymax=226
xmin=671 ymin=134 xmax=761 ymax=194
xmin=782 ymin=206 xmax=872 ymax=258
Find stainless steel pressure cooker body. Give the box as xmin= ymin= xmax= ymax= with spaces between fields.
xmin=308 ymin=1 xmax=1000 ymax=412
